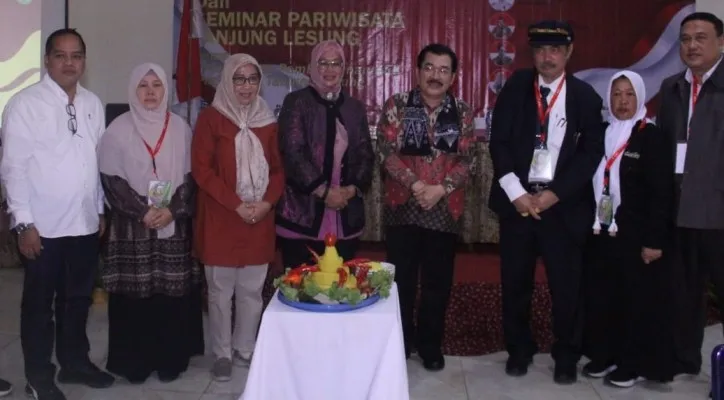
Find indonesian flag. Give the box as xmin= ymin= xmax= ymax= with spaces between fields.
xmin=174 ymin=0 xmax=203 ymax=129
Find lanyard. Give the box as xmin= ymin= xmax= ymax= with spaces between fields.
xmin=692 ymin=75 xmax=701 ymax=107
xmin=141 ymin=112 xmax=171 ymax=178
xmin=534 ymin=75 xmax=565 ymax=144
xmin=688 ymin=75 xmax=701 ymax=138
xmin=602 ymin=120 xmax=646 ymax=193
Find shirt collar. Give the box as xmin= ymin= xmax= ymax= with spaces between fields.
xmin=685 ymin=54 xmax=723 ymax=84
xmin=41 ymin=74 xmax=87 ymax=103
xmin=537 ymin=72 xmax=565 ymax=90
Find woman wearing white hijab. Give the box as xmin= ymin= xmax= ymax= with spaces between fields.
xmin=99 ymin=63 xmax=203 ymax=384
xmin=581 ymin=71 xmax=676 ymax=387
xmin=192 ymin=53 xmax=284 ymax=382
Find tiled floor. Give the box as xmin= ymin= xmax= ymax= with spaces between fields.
xmin=0 ymin=268 xmax=714 ymax=399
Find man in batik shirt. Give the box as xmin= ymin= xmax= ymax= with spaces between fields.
xmin=377 ymin=43 xmax=475 ymax=372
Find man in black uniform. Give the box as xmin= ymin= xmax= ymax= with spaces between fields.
xmin=489 ymin=20 xmax=604 ymax=384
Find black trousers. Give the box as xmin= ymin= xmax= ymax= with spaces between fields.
xmin=499 ymin=215 xmax=583 ymax=364
xmin=670 ymin=227 xmax=724 ymax=374
xmin=582 ymin=233 xmax=675 ymax=381
xmin=21 ymin=234 xmax=99 ymax=384
xmin=386 ymin=225 xmax=457 ymax=357
xmin=278 ymin=236 xmax=360 ymax=270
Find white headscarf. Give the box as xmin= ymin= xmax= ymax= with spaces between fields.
xmin=99 ymin=63 xmax=192 ymax=239
xmin=212 ymin=53 xmax=276 ymax=202
xmin=592 ymin=70 xmax=648 ymax=235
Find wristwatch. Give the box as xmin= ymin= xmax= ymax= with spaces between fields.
xmin=14 ymin=223 xmax=35 ymax=235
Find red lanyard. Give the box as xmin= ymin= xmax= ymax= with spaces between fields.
xmin=534 ymin=75 xmax=565 ymax=142
xmin=692 ymin=75 xmax=701 ymax=108
xmin=688 ymin=76 xmax=701 ymax=138
xmin=602 ymin=120 xmax=646 ymax=190
xmin=141 ymin=112 xmax=170 ymax=178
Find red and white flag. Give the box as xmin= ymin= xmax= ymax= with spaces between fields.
xmin=174 ymin=0 xmax=203 ymax=129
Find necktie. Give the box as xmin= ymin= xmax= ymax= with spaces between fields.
xmin=539 ymin=86 xmax=551 ymax=130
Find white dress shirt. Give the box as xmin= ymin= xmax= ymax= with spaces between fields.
xmin=499 ymin=73 xmax=568 ymax=201
xmin=0 ymin=74 xmax=105 ymax=238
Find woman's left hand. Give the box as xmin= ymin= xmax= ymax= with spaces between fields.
xmin=151 ymin=208 xmax=174 ymax=229
xmin=247 ymin=201 xmax=272 ymax=224
xmin=641 ymin=247 xmax=662 ymax=264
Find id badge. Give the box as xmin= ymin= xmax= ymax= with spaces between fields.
xmin=528 ymin=148 xmax=553 ymax=183
xmin=597 ymin=194 xmax=613 ymax=225
xmin=148 ymin=180 xmax=172 ymax=208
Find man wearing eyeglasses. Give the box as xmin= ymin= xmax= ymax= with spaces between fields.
xmin=0 ymin=29 xmax=114 ymax=400
xmin=377 ymin=43 xmax=475 ymax=371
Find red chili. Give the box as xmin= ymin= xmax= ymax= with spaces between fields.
xmin=336 ymin=268 xmax=348 ymax=288
xmin=356 ymin=265 xmax=371 ymax=283
xmin=290 ymin=265 xmax=320 ymax=275
xmin=344 ymin=258 xmax=371 ymax=266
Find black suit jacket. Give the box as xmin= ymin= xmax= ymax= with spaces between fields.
xmin=613 ymin=122 xmax=675 ymax=250
xmin=489 ymin=69 xmax=604 ymax=242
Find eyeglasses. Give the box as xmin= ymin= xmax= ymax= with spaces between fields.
xmin=232 ymin=76 xmax=260 ymax=86
xmin=66 ymin=104 xmax=78 ymax=136
xmin=318 ymin=60 xmax=343 ymax=70
xmin=421 ymin=64 xmax=452 ymax=76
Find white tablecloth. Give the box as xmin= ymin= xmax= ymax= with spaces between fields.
xmin=241 ymin=284 xmax=410 ymax=400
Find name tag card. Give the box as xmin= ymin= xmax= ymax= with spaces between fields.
xmin=675 ymin=142 xmax=687 ymax=174
xmin=597 ymin=194 xmax=613 ymax=225
xmin=148 ymin=180 xmax=172 ymax=208
xmin=528 ymin=148 xmax=554 ymax=183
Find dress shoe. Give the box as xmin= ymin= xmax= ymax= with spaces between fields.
xmin=553 ymin=362 xmax=577 ymax=385
xmin=421 ymin=353 xmax=445 ymax=371
xmin=505 ymin=356 xmax=532 ymax=377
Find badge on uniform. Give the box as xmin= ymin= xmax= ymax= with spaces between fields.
xmin=597 ymin=194 xmax=613 ymax=225
xmin=148 ymin=180 xmax=172 ymax=208
xmin=528 ymin=148 xmax=554 ymax=183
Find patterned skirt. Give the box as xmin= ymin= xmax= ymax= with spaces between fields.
xmin=101 ymin=212 xmax=202 ymax=298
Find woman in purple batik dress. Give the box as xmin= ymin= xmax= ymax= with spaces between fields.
xmin=275 ymin=40 xmax=375 ymax=267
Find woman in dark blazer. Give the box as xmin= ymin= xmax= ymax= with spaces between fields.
xmin=581 ymin=70 xmax=676 ymax=387
xmin=275 ymin=40 xmax=375 ymax=267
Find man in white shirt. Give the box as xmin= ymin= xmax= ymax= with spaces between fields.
xmin=489 ymin=20 xmax=604 ymax=385
xmin=0 ymin=29 xmax=114 ymax=400
xmin=657 ymin=12 xmax=724 ymax=385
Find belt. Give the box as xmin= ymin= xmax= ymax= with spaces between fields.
xmin=525 ymin=182 xmax=549 ymax=193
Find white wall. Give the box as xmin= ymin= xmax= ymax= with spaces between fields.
xmin=41 ymin=0 xmax=66 ymax=75
xmin=68 ymin=0 xmax=174 ymax=105
xmin=697 ymin=0 xmax=724 ymax=19
xmin=68 ymin=0 xmax=720 ymax=106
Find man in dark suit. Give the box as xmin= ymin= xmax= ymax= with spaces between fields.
xmin=489 ymin=20 xmax=604 ymax=384
xmin=656 ymin=12 xmax=724 ymax=380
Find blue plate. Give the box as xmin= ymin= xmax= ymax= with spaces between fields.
xmin=277 ymin=291 xmax=380 ymax=312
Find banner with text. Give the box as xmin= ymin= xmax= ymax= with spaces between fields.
xmin=173 ymin=0 xmax=694 ymax=138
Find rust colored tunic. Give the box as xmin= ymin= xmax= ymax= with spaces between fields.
xmin=191 ymin=107 xmax=284 ymax=267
